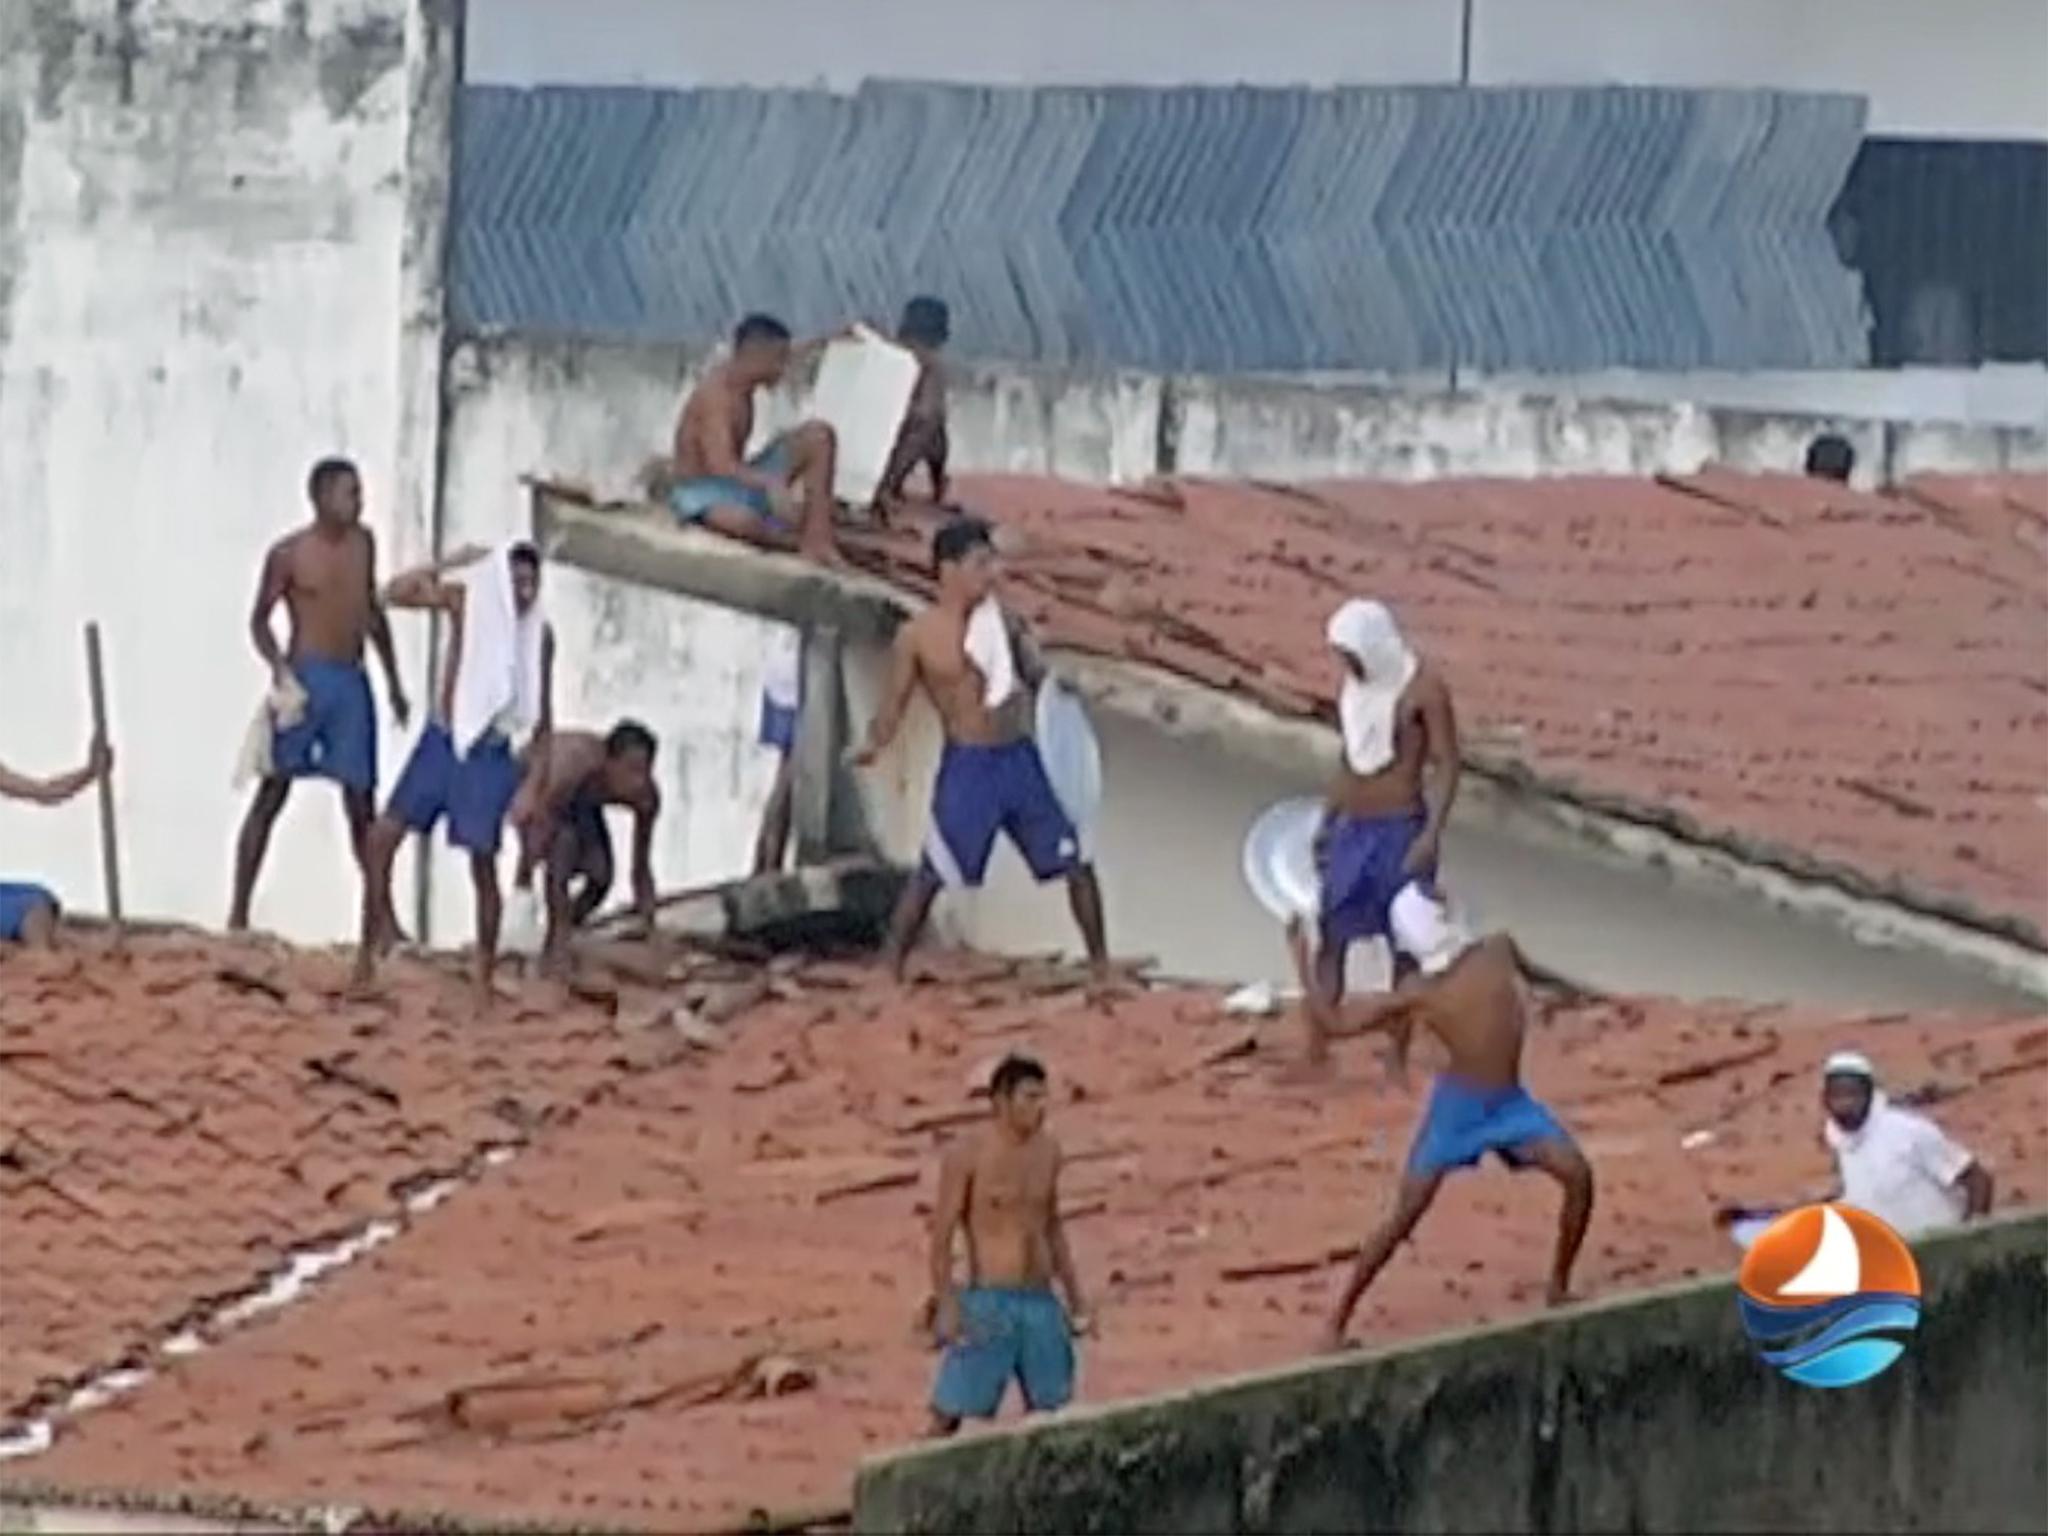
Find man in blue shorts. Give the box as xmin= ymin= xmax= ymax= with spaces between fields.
xmin=924 ymin=1054 xmax=1092 ymax=1435
xmin=1320 ymin=885 xmax=1594 ymax=1349
xmin=353 ymin=542 xmax=553 ymax=1009
xmin=229 ymin=457 xmax=410 ymax=930
xmin=0 ymin=741 xmax=112 ymax=946
xmin=850 ymin=518 xmax=1110 ymax=990
xmin=751 ymin=626 xmax=802 ymax=876
xmin=665 ymin=313 xmax=848 ymax=564
xmin=1288 ymin=598 xmax=1461 ymax=1068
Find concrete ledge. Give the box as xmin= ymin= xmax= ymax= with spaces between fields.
xmin=854 ymin=1211 xmax=2048 ymax=1534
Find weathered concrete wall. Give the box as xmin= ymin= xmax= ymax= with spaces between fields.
xmin=0 ymin=0 xmax=437 ymax=942
xmin=854 ymin=1211 xmax=2048 ymax=1535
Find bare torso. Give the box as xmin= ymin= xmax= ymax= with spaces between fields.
xmin=1412 ymin=934 xmax=1528 ymax=1089
xmin=907 ymin=607 xmax=1033 ymax=746
xmin=527 ymin=730 xmax=608 ymax=815
xmin=673 ymin=365 xmax=755 ymax=479
xmin=276 ymin=527 xmax=374 ymax=666
xmin=1327 ymin=669 xmax=1443 ymax=818
xmin=959 ymin=1126 xmax=1060 ymax=1289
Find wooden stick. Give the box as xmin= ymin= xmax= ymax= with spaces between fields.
xmin=83 ymin=622 xmax=123 ymax=932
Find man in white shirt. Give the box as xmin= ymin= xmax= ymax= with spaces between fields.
xmin=1822 ymin=1050 xmax=1993 ymax=1239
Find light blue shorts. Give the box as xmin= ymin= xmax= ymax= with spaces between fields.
xmin=931 ymin=1287 xmax=1075 ymax=1419
xmin=668 ymin=439 xmax=794 ymax=528
xmin=1406 ymin=1073 xmax=1573 ymax=1179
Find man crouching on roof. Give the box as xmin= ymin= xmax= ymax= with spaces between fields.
xmin=1288 ymin=599 xmax=1460 ymax=1068
xmin=849 ymin=517 xmax=1111 ymax=994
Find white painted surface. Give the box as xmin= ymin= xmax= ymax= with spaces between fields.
xmin=468 ymin=0 xmax=2048 ymax=139
xmin=0 ymin=0 xmax=421 ymax=943
xmin=809 ymin=326 xmax=921 ymax=507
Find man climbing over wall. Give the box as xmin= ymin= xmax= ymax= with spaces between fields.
xmin=352 ymin=541 xmax=553 ymax=1010
xmin=872 ymin=294 xmax=954 ymax=522
xmin=229 ymin=457 xmax=410 ymax=932
xmin=662 ymin=313 xmax=849 ymax=564
xmin=750 ymin=625 xmax=804 ymax=876
xmin=923 ymin=1053 xmax=1093 ymax=1435
xmin=1320 ymin=885 xmax=1594 ymax=1349
xmin=508 ymin=719 xmax=661 ymax=972
xmin=1287 ymin=598 xmax=1460 ymax=1069
xmin=0 ymin=740 xmax=112 ymax=946
xmin=850 ymin=517 xmax=1111 ymax=995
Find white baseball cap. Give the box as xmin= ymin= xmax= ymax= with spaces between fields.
xmin=1823 ymin=1050 xmax=1876 ymax=1081
xmin=1388 ymin=882 xmax=1474 ymax=976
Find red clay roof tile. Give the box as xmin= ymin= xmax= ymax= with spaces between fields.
xmin=14 ymin=950 xmax=2044 ymax=1530
xmin=830 ymin=471 xmax=2048 ymax=939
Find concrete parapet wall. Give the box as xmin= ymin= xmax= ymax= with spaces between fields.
xmin=853 ymin=1212 xmax=2048 ymax=1534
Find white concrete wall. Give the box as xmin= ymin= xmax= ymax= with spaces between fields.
xmin=468 ymin=0 xmax=2048 ymax=139
xmin=0 ymin=0 xmax=425 ymax=942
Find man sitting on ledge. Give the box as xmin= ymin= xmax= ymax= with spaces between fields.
xmin=662 ymin=312 xmax=846 ymax=565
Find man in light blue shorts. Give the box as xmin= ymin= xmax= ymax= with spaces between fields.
xmin=1321 ymin=885 xmax=1594 ymax=1349
xmin=925 ymin=1055 xmax=1092 ymax=1435
xmin=665 ymin=313 xmax=847 ymax=563
xmin=0 ymin=742 xmax=111 ymax=946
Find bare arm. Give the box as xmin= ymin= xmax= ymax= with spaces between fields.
xmin=852 ymin=626 xmax=921 ymax=763
xmin=362 ymin=530 xmax=410 ymax=720
xmin=249 ymin=541 xmax=291 ymax=677
xmin=0 ymin=751 xmax=104 ymax=807
xmin=382 ymin=569 xmax=466 ymax=613
xmin=630 ymin=785 xmax=660 ymax=922
xmin=1045 ymin=1143 xmax=1089 ymax=1324
xmin=928 ymin=1143 xmax=972 ymax=1338
xmin=1959 ymin=1161 xmax=1994 ymax=1218
xmin=1416 ymin=675 xmax=1462 ymax=855
xmin=1007 ymin=614 xmax=1050 ymax=691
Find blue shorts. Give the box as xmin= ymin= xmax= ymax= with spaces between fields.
xmin=385 ymin=723 xmax=523 ymax=855
xmin=1406 ymin=1074 xmax=1573 ymax=1179
xmin=271 ymin=658 xmax=377 ymax=793
xmin=668 ymin=439 xmax=794 ymax=529
xmin=1317 ymin=808 xmax=1430 ymax=947
xmin=931 ymin=1287 xmax=1075 ymax=1420
xmin=759 ymin=693 xmax=798 ymax=754
xmin=0 ymin=882 xmax=58 ymax=941
xmin=922 ymin=739 xmax=1080 ymax=889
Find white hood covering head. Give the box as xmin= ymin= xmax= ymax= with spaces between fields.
xmin=1326 ymin=598 xmax=1418 ymax=776
xmin=1389 ymin=881 xmax=1475 ymax=977
xmin=451 ymin=543 xmax=546 ymax=754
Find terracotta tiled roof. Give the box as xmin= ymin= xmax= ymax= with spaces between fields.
xmin=12 ymin=943 xmax=2044 ymax=1530
xmin=0 ymin=932 xmax=631 ymax=1417
xmin=829 ymin=470 xmax=2048 ymax=942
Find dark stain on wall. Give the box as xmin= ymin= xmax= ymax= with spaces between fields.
xmin=318 ymin=15 xmax=405 ymax=121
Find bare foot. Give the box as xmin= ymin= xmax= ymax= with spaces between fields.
xmin=1317 ymin=1322 xmax=1352 ymax=1355
xmin=1546 ymin=1281 xmax=1576 ymax=1308
xmin=800 ymin=538 xmax=846 ymax=569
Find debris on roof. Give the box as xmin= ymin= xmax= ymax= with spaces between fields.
xmin=533 ymin=468 xmax=2048 ymax=945
xmin=9 ymin=938 xmax=2042 ymax=1531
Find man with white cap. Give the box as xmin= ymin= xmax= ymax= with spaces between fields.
xmin=1820 ymin=1051 xmax=1993 ymax=1238
xmin=1321 ymin=883 xmax=1593 ymax=1350
xmin=1292 ymin=598 xmax=1460 ymax=1066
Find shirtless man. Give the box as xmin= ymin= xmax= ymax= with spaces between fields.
xmin=851 ymin=517 xmax=1109 ymax=987
xmin=229 ymin=457 xmax=410 ymax=930
xmin=353 ymin=542 xmax=553 ymax=1008
xmin=0 ymin=741 xmax=113 ymax=947
xmin=1289 ymin=598 xmax=1459 ymax=1065
xmin=925 ymin=1054 xmax=1092 ymax=1435
xmin=665 ymin=313 xmax=845 ymax=563
xmin=872 ymin=295 xmax=952 ymax=523
xmin=1320 ymin=885 xmax=1594 ymax=1350
xmin=508 ymin=720 xmax=661 ymax=969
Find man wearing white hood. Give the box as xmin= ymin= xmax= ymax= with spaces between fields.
xmin=1293 ymin=599 xmax=1461 ymax=1065
xmin=352 ymin=541 xmax=554 ymax=1009
xmin=1819 ymin=1051 xmax=1993 ymax=1238
xmin=1321 ymin=885 xmax=1593 ymax=1350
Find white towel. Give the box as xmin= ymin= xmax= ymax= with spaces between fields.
xmin=762 ymin=625 xmax=802 ymax=714
xmin=963 ymin=596 xmax=1017 ymax=710
xmin=1326 ymin=598 xmax=1417 ymax=776
xmin=451 ymin=543 xmax=546 ymax=755
xmin=231 ymin=671 xmax=310 ymax=787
